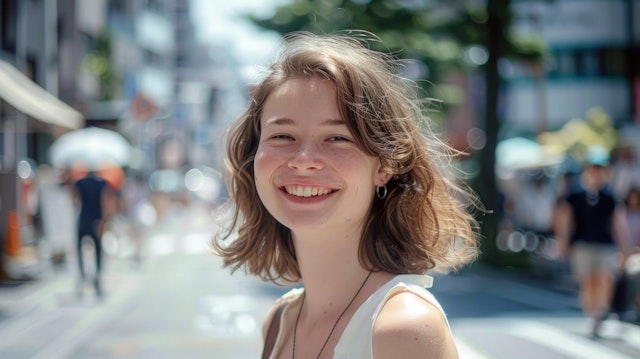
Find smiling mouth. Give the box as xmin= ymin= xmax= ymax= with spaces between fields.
xmin=282 ymin=185 xmax=335 ymax=197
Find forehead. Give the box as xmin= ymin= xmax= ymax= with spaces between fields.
xmin=269 ymin=75 xmax=336 ymax=98
xmin=261 ymin=76 xmax=343 ymax=124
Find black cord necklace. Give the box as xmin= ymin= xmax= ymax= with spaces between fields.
xmin=292 ymin=269 xmax=374 ymax=359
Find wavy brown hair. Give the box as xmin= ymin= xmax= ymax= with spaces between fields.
xmin=213 ymin=31 xmax=481 ymax=284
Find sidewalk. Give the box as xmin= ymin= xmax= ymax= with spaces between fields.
xmin=0 ymin=200 xmax=219 ymax=324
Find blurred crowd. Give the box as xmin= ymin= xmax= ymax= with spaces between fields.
xmin=6 ymin=159 xmax=225 ymax=282
xmin=497 ymin=123 xmax=640 ymax=326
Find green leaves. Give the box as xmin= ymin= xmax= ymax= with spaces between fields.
xmin=247 ymin=0 xmax=544 ymax=84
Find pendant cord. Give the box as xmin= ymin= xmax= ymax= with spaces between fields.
xmin=292 ymin=268 xmax=374 ymax=359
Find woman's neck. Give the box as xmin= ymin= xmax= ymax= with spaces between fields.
xmin=292 ymin=228 xmax=371 ymax=317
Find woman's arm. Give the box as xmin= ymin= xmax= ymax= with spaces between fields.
xmin=553 ymin=201 xmax=573 ymax=260
xmin=613 ymin=207 xmax=632 ymax=259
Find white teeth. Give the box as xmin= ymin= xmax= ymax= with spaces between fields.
xmin=285 ymin=186 xmax=331 ymax=197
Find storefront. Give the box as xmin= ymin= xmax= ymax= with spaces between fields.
xmin=0 ymin=58 xmax=83 ymax=279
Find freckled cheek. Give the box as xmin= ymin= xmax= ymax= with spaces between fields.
xmin=254 ymin=147 xmax=289 ymax=196
xmin=329 ymin=150 xmax=367 ymax=166
xmin=334 ymin=153 xmax=379 ymax=176
xmin=254 ymin=148 xmax=278 ymax=173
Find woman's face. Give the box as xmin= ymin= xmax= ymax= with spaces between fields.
xmin=254 ymin=76 xmax=389 ymax=235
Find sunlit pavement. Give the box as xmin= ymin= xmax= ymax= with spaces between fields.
xmin=0 ymin=201 xmax=288 ymax=359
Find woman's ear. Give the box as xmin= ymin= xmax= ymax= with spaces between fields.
xmin=376 ymin=171 xmax=393 ymax=187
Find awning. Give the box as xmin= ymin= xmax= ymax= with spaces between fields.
xmin=0 ymin=59 xmax=83 ymax=130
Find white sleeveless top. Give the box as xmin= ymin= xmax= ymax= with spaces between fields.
xmin=270 ymin=274 xmax=450 ymax=359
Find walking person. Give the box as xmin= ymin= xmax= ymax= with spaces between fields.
xmin=72 ymin=169 xmax=116 ymax=298
xmin=214 ymin=31 xmax=481 ymax=359
xmin=610 ymin=143 xmax=640 ymax=203
xmin=620 ymin=188 xmax=640 ymax=322
xmin=554 ymin=146 xmax=630 ymax=338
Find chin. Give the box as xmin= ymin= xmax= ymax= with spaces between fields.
xmin=276 ymin=215 xmax=329 ymax=231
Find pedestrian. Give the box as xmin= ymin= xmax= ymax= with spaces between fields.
xmin=554 ymin=145 xmax=631 ymax=338
xmin=213 ymin=31 xmax=481 ymax=359
xmin=622 ymin=188 xmax=640 ymax=251
xmin=610 ymin=143 xmax=640 ymax=203
xmin=72 ymin=169 xmax=116 ymax=298
xmin=621 ymin=187 xmax=640 ymax=321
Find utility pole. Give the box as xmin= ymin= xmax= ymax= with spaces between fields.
xmin=14 ymin=0 xmax=29 ymax=221
xmin=626 ymin=0 xmax=638 ymax=123
xmin=478 ymin=0 xmax=511 ymax=266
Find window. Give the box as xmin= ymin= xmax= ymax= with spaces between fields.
xmin=602 ymin=48 xmax=626 ymax=77
xmin=548 ymin=47 xmax=628 ymax=78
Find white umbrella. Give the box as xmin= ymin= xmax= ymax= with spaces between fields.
xmin=49 ymin=126 xmax=132 ymax=169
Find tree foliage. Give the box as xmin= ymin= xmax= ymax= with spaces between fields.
xmin=249 ymin=0 xmax=543 ymax=80
xmin=82 ymin=31 xmax=119 ymax=101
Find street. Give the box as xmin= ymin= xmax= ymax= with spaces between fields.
xmin=440 ymin=269 xmax=640 ymax=359
xmin=1 ymin=202 xmax=639 ymax=359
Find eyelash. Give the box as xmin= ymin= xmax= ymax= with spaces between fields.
xmin=328 ymin=136 xmax=350 ymax=142
xmin=268 ymin=134 xmax=351 ymax=142
xmin=271 ymin=134 xmax=293 ymax=140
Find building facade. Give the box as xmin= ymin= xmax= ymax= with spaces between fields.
xmin=0 ymin=0 xmax=190 ymax=280
xmin=506 ymin=0 xmax=639 ymax=135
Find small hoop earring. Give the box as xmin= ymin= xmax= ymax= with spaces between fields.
xmin=376 ymin=185 xmax=388 ymax=200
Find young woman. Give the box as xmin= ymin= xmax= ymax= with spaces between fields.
xmin=214 ymin=31 xmax=481 ymax=359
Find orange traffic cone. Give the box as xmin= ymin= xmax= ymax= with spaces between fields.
xmin=5 ymin=210 xmax=21 ymax=257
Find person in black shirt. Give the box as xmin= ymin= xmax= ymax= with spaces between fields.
xmin=555 ymin=146 xmax=631 ymax=338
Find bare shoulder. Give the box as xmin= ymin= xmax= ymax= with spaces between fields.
xmin=373 ymin=290 xmax=458 ymax=359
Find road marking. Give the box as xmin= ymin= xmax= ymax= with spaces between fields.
xmin=455 ymin=337 xmax=492 ymax=359
xmin=479 ymin=274 xmax=580 ymax=311
xmin=512 ymin=321 xmax=635 ymax=359
xmin=30 ymin=276 xmax=139 ymax=359
xmin=598 ymin=319 xmax=640 ymax=351
xmin=452 ymin=316 xmax=640 ymax=359
xmin=0 ymin=310 xmax=61 ymax=352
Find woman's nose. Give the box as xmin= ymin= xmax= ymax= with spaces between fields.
xmin=288 ymin=144 xmax=323 ymax=171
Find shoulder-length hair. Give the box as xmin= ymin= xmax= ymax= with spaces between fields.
xmin=214 ymin=31 xmax=481 ymax=284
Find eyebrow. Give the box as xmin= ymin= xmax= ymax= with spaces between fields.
xmin=264 ymin=117 xmax=345 ymax=126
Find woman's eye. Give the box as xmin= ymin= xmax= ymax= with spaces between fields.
xmin=328 ymin=136 xmax=350 ymax=142
xmin=271 ymin=134 xmax=293 ymax=140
